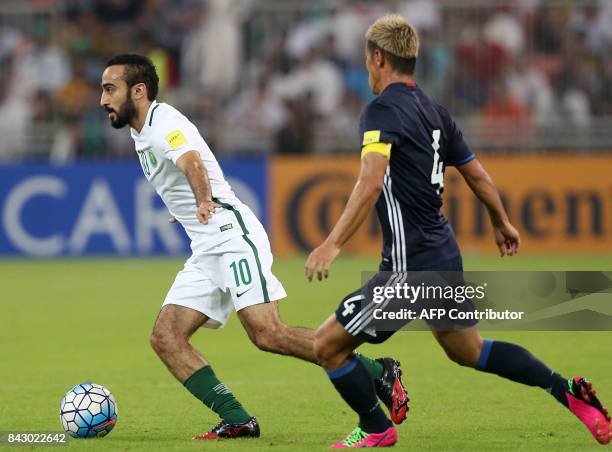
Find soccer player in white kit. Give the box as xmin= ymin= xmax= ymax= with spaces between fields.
xmin=99 ymin=54 xmax=408 ymax=440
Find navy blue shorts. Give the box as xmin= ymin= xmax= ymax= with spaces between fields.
xmin=335 ymin=255 xmax=477 ymax=344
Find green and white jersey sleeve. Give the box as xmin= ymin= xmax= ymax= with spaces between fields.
xmin=130 ymin=101 xmax=243 ymax=251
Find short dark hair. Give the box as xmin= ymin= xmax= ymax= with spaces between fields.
xmin=106 ymin=54 xmax=159 ymax=101
xmin=367 ymin=40 xmax=416 ymax=75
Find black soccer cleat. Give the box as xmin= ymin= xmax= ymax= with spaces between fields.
xmin=374 ymin=357 xmax=410 ymax=424
xmin=193 ymin=416 xmax=260 ymax=440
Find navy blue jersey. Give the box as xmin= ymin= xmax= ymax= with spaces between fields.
xmin=359 ymin=82 xmax=475 ymax=271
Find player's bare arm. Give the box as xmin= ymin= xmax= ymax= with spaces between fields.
xmin=456 ymin=158 xmax=520 ymax=257
xmin=175 ymin=150 xmax=221 ymax=225
xmin=305 ymin=152 xmax=388 ymax=282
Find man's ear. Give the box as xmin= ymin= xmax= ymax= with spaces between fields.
xmin=132 ymin=82 xmax=146 ymax=101
xmin=375 ymin=48 xmax=385 ymax=68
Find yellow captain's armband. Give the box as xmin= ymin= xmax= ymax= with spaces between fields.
xmin=362 ymin=130 xmax=381 ymax=146
xmin=361 ymin=142 xmax=391 ymax=160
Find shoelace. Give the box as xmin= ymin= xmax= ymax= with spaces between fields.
xmin=571 ymin=378 xmax=611 ymax=420
xmin=210 ymin=421 xmax=226 ymax=433
xmin=343 ymin=427 xmax=368 ymax=446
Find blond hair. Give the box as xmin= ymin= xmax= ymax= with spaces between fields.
xmin=365 ymin=14 xmax=419 ymax=59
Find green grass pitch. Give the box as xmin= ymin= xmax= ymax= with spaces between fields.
xmin=0 ymin=254 xmax=610 ymax=451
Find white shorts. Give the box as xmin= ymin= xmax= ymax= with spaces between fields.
xmin=162 ymin=205 xmax=286 ymax=328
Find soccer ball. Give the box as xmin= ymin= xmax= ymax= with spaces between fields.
xmin=59 ymin=383 xmax=118 ymax=438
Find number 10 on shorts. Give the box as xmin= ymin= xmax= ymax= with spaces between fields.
xmin=230 ymin=259 xmax=252 ymax=287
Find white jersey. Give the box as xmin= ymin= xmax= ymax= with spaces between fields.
xmin=130 ymin=100 xmax=243 ymax=252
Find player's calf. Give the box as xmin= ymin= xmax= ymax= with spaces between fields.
xmin=150 ymin=305 xmax=210 ymax=382
xmin=247 ymin=324 xmax=291 ymax=354
xmin=238 ymin=301 xmax=319 ymax=362
xmin=469 ymin=338 xmax=611 ymax=445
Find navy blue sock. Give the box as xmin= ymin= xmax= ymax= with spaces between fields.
xmin=326 ymin=357 xmax=391 ymax=433
xmin=476 ymin=339 xmax=569 ymax=407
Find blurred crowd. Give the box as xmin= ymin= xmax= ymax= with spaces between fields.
xmin=1 ymin=0 xmax=612 ymax=161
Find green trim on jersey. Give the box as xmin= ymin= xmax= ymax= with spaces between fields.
xmin=213 ymin=198 xmax=270 ymax=302
xmin=148 ymin=103 xmax=160 ymax=126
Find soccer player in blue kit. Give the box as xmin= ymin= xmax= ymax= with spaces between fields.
xmin=305 ymin=14 xmax=611 ymax=449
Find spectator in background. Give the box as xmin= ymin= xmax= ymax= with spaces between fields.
xmin=399 ymin=0 xmax=441 ymax=33
xmin=400 ymin=0 xmax=450 ymax=101
xmin=181 ymin=0 xmax=242 ymax=99
xmin=450 ymin=24 xmax=508 ymax=113
xmin=285 ymin=9 xmax=329 ymax=61
xmin=554 ymin=30 xmax=596 ymax=128
xmin=0 ymin=56 xmax=30 ymax=161
xmin=51 ymin=54 xmax=102 ymax=161
xmin=328 ymin=4 xmax=370 ymax=63
xmin=1 ymin=0 xmax=611 ymax=159
xmin=263 ymin=29 xmax=293 ymax=77
xmin=481 ymin=76 xmax=532 ymax=142
xmin=596 ymin=57 xmax=612 ymax=116
xmin=570 ymin=2 xmax=612 ymax=57
xmin=56 ymin=55 xmax=92 ymax=118
xmin=143 ymin=0 xmax=206 ymax=87
xmin=222 ymin=78 xmax=285 ymax=155
xmin=0 ymin=27 xmax=23 ymax=60
xmin=60 ymin=5 xmax=130 ymax=78
xmin=482 ymin=77 xmax=528 ymax=118
xmin=317 ymin=89 xmax=362 ymax=154
xmin=413 ymin=29 xmax=451 ymax=102
xmin=483 ymin=4 xmax=524 ymax=57
xmin=320 ymin=34 xmax=347 ymax=70
xmin=344 ymin=45 xmax=373 ymax=104
xmin=533 ymin=6 xmax=566 ymax=55
xmin=506 ymin=55 xmax=555 ymax=126
xmin=275 ymin=93 xmax=314 ymax=154
xmin=14 ymin=20 xmax=71 ymax=97
xmin=29 ymin=90 xmax=56 ymax=157
xmin=272 ymin=46 xmax=344 ymax=117
xmin=137 ymin=31 xmax=171 ymax=93
xmin=94 ymin=0 xmax=143 ymax=25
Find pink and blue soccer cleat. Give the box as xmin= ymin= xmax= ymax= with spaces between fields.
xmin=330 ymin=426 xmax=397 ymax=448
xmin=566 ymin=377 xmax=611 ymax=445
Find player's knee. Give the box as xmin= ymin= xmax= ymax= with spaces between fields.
xmin=312 ymin=336 xmax=327 ymax=365
xmin=444 ymin=348 xmax=471 ymax=367
xmin=150 ymin=326 xmax=181 ymax=356
xmin=149 ymin=329 xmax=167 ymax=355
xmin=441 ymin=343 xmax=481 ymax=368
xmin=313 ymin=332 xmax=343 ymax=369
